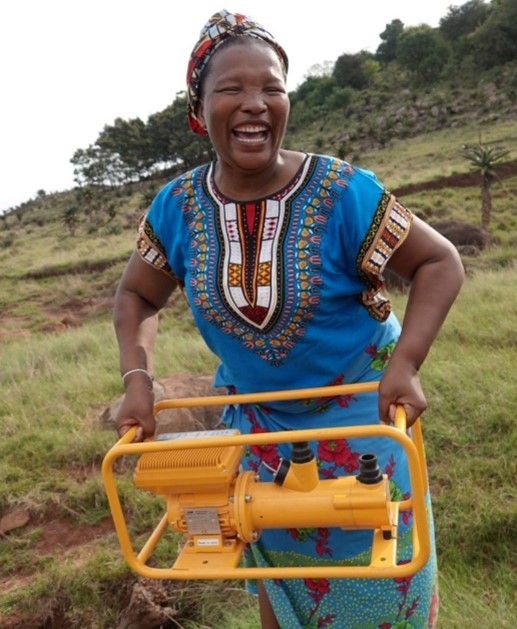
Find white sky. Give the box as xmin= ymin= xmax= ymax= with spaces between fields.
xmin=0 ymin=0 xmax=458 ymax=213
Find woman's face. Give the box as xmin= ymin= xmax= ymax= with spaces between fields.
xmin=197 ymin=40 xmax=290 ymax=175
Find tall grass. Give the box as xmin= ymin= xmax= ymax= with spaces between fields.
xmin=360 ymin=120 xmax=516 ymax=188
xmin=0 ymin=266 xmax=515 ymax=626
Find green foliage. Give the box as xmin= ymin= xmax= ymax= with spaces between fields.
xmin=461 ymin=140 xmax=511 ymax=227
xmin=70 ymin=144 xmax=126 ymax=187
xmin=396 ymin=25 xmax=450 ymax=84
xmin=461 ymin=141 xmax=510 ymax=177
xmin=333 ymin=50 xmax=376 ymax=90
xmin=146 ymin=95 xmax=215 ymax=170
xmin=289 ymin=76 xmax=354 ymax=131
xmin=439 ymin=0 xmax=490 ymax=42
xmin=70 ymin=93 xmax=214 ymax=187
xmin=62 ymin=205 xmax=80 ymax=236
xmin=468 ymin=0 xmax=517 ymax=69
xmin=97 ymin=116 xmax=155 ymax=180
xmin=376 ymin=18 xmax=404 ymax=63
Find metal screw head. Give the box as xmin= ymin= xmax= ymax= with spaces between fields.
xmin=245 ymin=494 xmax=252 ymax=502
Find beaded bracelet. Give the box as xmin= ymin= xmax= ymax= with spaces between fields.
xmin=122 ymin=368 xmax=154 ymax=384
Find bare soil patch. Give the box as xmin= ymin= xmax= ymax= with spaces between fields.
xmin=393 ymin=158 xmax=517 ymax=197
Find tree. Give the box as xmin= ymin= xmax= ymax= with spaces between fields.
xmin=70 ymin=145 xmax=126 ymax=187
xmin=468 ymin=0 xmax=517 ymax=69
xmin=439 ymin=0 xmax=489 ymax=42
xmin=461 ymin=141 xmax=510 ymax=229
xmin=288 ymin=76 xmax=353 ymax=129
xmin=97 ymin=117 xmax=155 ymax=181
xmin=333 ymin=51 xmax=376 ymax=90
xmin=146 ymin=94 xmax=214 ymax=170
xmin=63 ymin=206 xmax=80 ymax=236
xmin=396 ymin=26 xmax=450 ymax=84
xmin=376 ymin=19 xmax=404 ymax=64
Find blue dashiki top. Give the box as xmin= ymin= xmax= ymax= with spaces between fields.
xmin=137 ymin=154 xmax=411 ymax=394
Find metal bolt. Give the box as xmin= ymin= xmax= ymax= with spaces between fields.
xmin=245 ymin=494 xmax=252 ymax=502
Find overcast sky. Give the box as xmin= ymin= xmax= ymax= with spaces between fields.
xmin=0 ymin=0 xmax=458 ymax=213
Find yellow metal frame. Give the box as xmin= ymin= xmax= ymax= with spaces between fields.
xmin=102 ymin=382 xmax=430 ymax=580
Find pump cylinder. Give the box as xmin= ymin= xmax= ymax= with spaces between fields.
xmin=232 ymin=472 xmax=393 ymax=543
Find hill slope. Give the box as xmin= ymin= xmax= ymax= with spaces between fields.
xmin=0 ymin=113 xmax=516 ymax=627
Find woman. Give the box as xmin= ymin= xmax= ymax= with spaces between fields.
xmin=114 ymin=10 xmax=464 ymax=628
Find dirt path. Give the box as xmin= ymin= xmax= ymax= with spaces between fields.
xmin=393 ymin=158 xmax=517 ymax=196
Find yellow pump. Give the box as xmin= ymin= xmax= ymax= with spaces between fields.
xmin=102 ymin=382 xmax=430 ymax=580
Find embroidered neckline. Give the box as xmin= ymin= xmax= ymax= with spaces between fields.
xmin=208 ymin=154 xmax=310 ymax=204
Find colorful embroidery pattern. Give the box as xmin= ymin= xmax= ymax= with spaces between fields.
xmin=136 ymin=215 xmax=174 ymax=277
xmin=357 ymin=193 xmax=413 ymax=321
xmin=179 ymin=156 xmax=353 ymax=365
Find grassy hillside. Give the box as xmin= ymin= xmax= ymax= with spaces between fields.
xmin=0 ymin=117 xmax=516 ymax=627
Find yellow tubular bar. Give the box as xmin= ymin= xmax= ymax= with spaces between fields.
xmin=102 ymin=383 xmax=431 ymax=580
xmin=154 ymin=382 xmax=379 ymax=413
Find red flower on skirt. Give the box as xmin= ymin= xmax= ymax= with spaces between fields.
xmin=304 ymin=578 xmax=330 ymax=596
xmin=249 ymin=422 xmax=280 ymax=468
xmin=318 ymin=439 xmax=360 ymax=472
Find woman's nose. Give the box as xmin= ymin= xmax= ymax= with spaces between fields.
xmin=240 ymin=89 xmax=267 ymax=112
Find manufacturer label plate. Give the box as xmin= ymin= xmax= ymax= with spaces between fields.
xmin=185 ymin=508 xmax=221 ymax=535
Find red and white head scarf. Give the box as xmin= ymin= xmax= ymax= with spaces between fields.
xmin=186 ymin=9 xmax=289 ymax=135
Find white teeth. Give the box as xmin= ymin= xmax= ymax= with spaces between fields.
xmin=233 ymin=125 xmax=268 ymax=144
xmin=234 ymin=125 xmax=267 ymax=133
xmin=237 ymin=135 xmax=265 ymax=143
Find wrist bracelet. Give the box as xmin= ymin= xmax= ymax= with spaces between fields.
xmin=122 ymin=368 xmax=154 ymax=384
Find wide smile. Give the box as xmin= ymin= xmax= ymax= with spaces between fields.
xmin=232 ymin=124 xmax=269 ymax=144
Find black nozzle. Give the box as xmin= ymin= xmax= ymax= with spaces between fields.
xmin=291 ymin=441 xmax=314 ymax=464
xmin=357 ymin=453 xmax=383 ymax=484
xmin=273 ymin=459 xmax=290 ymax=485
xmin=273 ymin=443 xmax=314 ymax=485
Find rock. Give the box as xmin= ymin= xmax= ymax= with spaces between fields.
xmin=431 ymin=220 xmax=493 ymax=250
xmin=100 ymin=373 xmax=225 ymax=437
xmin=116 ymin=579 xmax=179 ymax=629
xmin=0 ymin=508 xmax=30 ymax=534
xmin=457 ymin=244 xmax=481 ymax=257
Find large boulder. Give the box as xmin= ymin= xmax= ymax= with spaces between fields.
xmin=100 ymin=373 xmax=225 ymax=436
xmin=431 ymin=220 xmax=493 ymax=251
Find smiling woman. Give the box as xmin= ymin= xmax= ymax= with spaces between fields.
xmin=196 ymin=40 xmax=300 ymax=199
xmin=112 ymin=8 xmax=464 ymax=629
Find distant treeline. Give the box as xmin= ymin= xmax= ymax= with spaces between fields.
xmin=71 ymin=0 xmax=517 ymax=187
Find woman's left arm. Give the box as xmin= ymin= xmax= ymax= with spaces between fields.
xmin=380 ymin=215 xmax=465 ymax=425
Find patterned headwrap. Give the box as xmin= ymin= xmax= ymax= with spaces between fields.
xmin=186 ymin=9 xmax=289 ymax=135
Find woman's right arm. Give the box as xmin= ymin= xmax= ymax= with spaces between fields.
xmin=113 ymin=252 xmax=178 ymax=441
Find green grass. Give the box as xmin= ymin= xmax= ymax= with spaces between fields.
xmin=0 ymin=267 xmax=515 ymax=626
xmin=361 ymin=119 xmax=517 ymax=189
